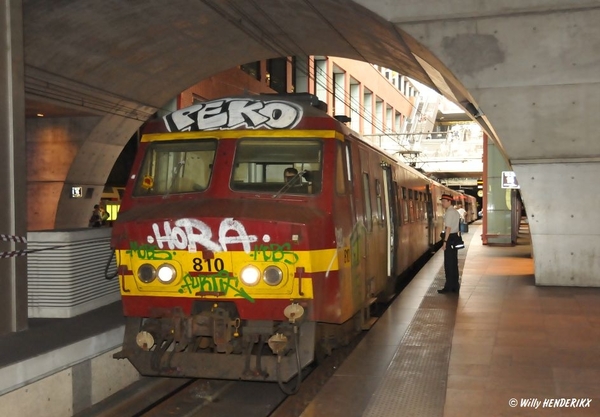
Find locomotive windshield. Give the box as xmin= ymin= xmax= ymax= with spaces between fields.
xmin=133 ymin=140 xmax=217 ymax=196
xmin=231 ymin=138 xmax=322 ymax=194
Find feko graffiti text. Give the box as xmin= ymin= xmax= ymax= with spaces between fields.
xmin=148 ymin=217 xmax=258 ymax=253
xmin=163 ymin=98 xmax=303 ymax=132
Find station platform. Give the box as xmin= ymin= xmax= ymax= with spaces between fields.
xmin=0 ymin=301 xmax=130 ymax=415
xmin=301 ymin=221 xmax=600 ymax=417
xmin=3 ymin=221 xmax=600 ymax=416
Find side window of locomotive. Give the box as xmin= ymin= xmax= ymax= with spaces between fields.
xmin=231 ymin=138 xmax=322 ymax=194
xmin=335 ymin=143 xmax=346 ymax=195
xmin=345 ymin=144 xmax=352 ymax=183
xmin=362 ymin=173 xmax=373 ymax=231
xmin=133 ymin=140 xmax=217 ymax=196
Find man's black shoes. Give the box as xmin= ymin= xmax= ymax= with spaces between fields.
xmin=437 ymin=288 xmax=459 ymax=294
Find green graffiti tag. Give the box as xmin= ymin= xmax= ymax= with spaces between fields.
xmin=250 ymin=242 xmax=299 ymax=264
xmin=126 ymin=242 xmax=174 ymax=260
xmin=178 ymin=269 xmax=254 ymax=303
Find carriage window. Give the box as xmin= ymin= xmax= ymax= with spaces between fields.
xmin=401 ymin=186 xmax=409 ymax=224
xmin=231 ymin=138 xmax=322 ymax=194
xmin=133 ymin=140 xmax=217 ymax=196
xmin=395 ymin=182 xmax=402 ymax=224
xmin=375 ymin=179 xmax=383 ymax=223
xmin=362 ymin=173 xmax=372 ymax=231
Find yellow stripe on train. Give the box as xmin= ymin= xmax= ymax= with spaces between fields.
xmin=115 ymin=247 xmax=347 ymax=302
xmin=141 ymin=129 xmax=345 ymax=142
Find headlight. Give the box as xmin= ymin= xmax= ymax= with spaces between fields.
xmin=263 ymin=266 xmax=283 ymax=286
xmin=138 ymin=263 xmax=156 ymax=283
xmin=157 ymin=264 xmax=177 ymax=284
xmin=240 ymin=265 xmax=261 ymax=286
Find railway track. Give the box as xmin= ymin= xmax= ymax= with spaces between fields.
xmin=77 ymin=323 xmax=365 ymax=417
xmin=78 ymin=253 xmax=430 ymax=417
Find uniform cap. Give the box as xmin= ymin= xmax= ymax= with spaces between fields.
xmin=440 ymin=194 xmax=453 ymax=202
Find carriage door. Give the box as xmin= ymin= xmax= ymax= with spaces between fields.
xmin=382 ymin=163 xmax=398 ymax=277
xmin=426 ymin=184 xmax=434 ymax=247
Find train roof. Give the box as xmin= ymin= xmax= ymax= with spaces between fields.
xmin=142 ymin=94 xmax=338 ymax=135
xmin=140 ymin=94 xmax=443 ymax=188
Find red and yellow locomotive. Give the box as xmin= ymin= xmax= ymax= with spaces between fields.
xmin=111 ymin=94 xmax=459 ymax=386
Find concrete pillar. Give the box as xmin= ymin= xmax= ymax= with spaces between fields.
xmin=397 ymin=5 xmax=600 ymax=286
xmin=26 ymin=116 xmax=103 ymax=231
xmin=515 ymin=161 xmax=600 ymax=286
xmin=0 ymin=0 xmax=27 ymax=333
xmin=484 ymin=137 xmax=513 ymax=245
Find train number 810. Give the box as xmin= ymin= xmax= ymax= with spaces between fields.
xmin=192 ymin=257 xmax=225 ymax=272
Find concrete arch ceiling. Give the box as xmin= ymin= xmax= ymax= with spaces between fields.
xmin=23 ymin=1 xmax=600 ymax=224
xmin=23 ymin=0 xmax=477 ymax=111
xmin=22 ymin=0 xmax=486 ymax=228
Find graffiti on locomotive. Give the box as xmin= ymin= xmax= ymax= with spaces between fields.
xmin=148 ymin=217 xmax=258 ymax=253
xmin=164 ymin=98 xmax=304 ymax=132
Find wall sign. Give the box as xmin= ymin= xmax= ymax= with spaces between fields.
xmin=71 ymin=186 xmax=83 ymax=198
xmin=501 ymin=171 xmax=520 ymax=189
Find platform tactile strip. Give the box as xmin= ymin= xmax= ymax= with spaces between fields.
xmin=362 ymin=250 xmax=467 ymax=417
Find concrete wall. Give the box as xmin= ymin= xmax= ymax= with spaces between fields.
xmin=0 ymin=346 xmax=138 ymax=416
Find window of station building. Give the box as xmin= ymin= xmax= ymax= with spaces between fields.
xmin=267 ymin=57 xmax=288 ymax=94
xmin=240 ymin=61 xmax=260 ymax=80
xmin=133 ymin=140 xmax=217 ymax=196
xmin=362 ymin=173 xmax=372 ymax=231
xmin=230 ymin=138 xmax=322 ymax=195
xmin=314 ymin=59 xmax=328 ymax=103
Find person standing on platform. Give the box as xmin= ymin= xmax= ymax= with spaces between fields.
xmin=456 ymin=203 xmax=467 ymax=233
xmin=456 ymin=203 xmax=466 ymax=223
xmin=88 ymin=204 xmax=102 ymax=227
xmin=438 ymin=194 xmax=461 ymax=294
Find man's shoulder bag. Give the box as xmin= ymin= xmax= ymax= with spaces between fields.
xmin=449 ymin=233 xmax=465 ymax=250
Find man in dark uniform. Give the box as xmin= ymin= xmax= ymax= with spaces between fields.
xmin=438 ymin=194 xmax=461 ymax=294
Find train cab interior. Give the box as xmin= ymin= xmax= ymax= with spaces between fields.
xmin=230 ymin=138 xmax=322 ymax=195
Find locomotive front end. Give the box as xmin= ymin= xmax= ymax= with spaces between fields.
xmin=112 ymin=198 xmax=329 ymax=383
xmin=111 ymin=96 xmax=337 ymax=386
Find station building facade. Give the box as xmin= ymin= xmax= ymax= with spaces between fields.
xmin=175 ymin=56 xmax=420 ymax=138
